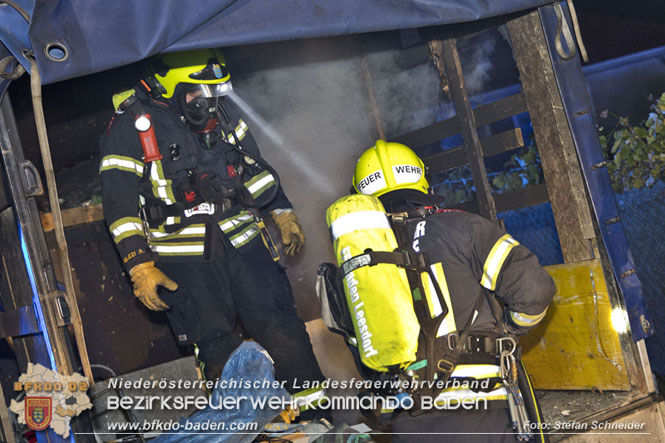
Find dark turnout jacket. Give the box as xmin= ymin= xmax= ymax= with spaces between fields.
xmin=401 ymin=207 xmax=556 ymax=337
xmin=100 ymin=91 xmax=291 ymax=271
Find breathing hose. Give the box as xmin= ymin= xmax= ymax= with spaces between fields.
xmin=217 ymin=103 xmax=281 ymax=209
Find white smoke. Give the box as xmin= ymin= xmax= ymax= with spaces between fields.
xmin=221 ymin=31 xmax=496 ymax=320
xmin=460 ymin=35 xmax=497 ymax=96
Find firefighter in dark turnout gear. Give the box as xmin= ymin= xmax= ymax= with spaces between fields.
xmin=349 ymin=140 xmax=556 ymax=442
xmin=99 ymin=49 xmax=326 ymax=407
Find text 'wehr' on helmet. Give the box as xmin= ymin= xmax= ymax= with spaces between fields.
xmin=353 ymin=140 xmax=429 ymax=197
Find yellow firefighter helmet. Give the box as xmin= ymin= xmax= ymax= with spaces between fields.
xmin=353 ymin=140 xmax=429 ymax=197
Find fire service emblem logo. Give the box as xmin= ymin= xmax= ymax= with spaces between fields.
xmin=25 ymin=397 xmax=52 ymax=431
xmin=213 ymin=63 xmax=223 ymax=78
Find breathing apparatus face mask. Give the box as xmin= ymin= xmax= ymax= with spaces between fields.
xmin=177 ymin=82 xmax=233 ymax=135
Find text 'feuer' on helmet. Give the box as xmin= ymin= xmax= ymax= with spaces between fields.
xmin=353 ymin=140 xmax=429 ymax=197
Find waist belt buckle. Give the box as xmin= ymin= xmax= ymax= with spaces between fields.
xmin=468 ymin=335 xmax=483 ymax=354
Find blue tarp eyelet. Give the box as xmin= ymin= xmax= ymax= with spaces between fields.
xmin=44 ymin=42 xmax=68 ymax=62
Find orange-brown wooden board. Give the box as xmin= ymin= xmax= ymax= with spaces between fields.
xmin=40 ymin=204 xmax=104 ymax=232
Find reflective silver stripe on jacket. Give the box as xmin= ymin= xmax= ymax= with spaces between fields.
xmin=421 ymin=262 xmax=457 ymax=337
xmin=149 ymin=161 xmax=175 ymax=205
xmin=151 ymin=243 xmax=205 ymax=256
xmin=109 ymin=217 xmax=144 ymax=243
xmin=217 ymin=210 xmax=260 ymax=249
xmin=509 ymin=308 xmax=549 ymax=327
xmin=150 ymin=224 xmax=206 ymax=239
xmin=480 ymin=234 xmax=519 ymax=291
xmin=224 ymin=120 xmax=249 ymax=145
xmin=100 ymin=155 xmax=144 ymax=177
xmin=244 ymin=170 xmax=276 ymax=199
xmin=229 ymin=224 xmax=260 ymax=248
xmin=218 ymin=211 xmax=254 ymax=233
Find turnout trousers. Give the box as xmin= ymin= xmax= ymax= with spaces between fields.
xmin=158 ymin=234 xmax=325 ymax=393
xmin=391 ymin=360 xmax=547 ymax=442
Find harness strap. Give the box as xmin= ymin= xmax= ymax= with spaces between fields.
xmin=338 ymin=249 xmax=422 ymax=278
xmin=435 ymin=295 xmax=485 ymax=390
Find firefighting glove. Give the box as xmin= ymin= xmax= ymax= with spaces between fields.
xmin=129 ymin=261 xmax=178 ymax=311
xmin=271 ymin=209 xmax=305 ymax=256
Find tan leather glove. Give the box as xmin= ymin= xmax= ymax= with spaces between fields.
xmin=129 ymin=261 xmax=178 ymax=311
xmin=271 ymin=210 xmax=305 ymax=256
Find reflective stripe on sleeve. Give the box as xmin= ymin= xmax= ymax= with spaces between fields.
xmin=244 ymin=171 xmax=275 ymax=198
xmin=99 ymin=155 xmax=144 ymax=177
xmin=229 ymin=224 xmax=260 ymax=248
xmin=330 ymin=211 xmax=391 ymax=241
xmin=149 ymin=161 xmax=175 ymax=205
xmin=509 ymin=308 xmax=549 ymax=327
xmin=480 ymin=234 xmax=519 ymax=291
xmin=109 ymin=217 xmax=144 ymax=243
xmin=218 ymin=211 xmax=254 ymax=233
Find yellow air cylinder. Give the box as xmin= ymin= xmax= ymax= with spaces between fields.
xmin=326 ymin=194 xmax=419 ymax=372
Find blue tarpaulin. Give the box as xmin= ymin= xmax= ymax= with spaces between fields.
xmin=0 ymin=0 xmax=551 ymax=95
xmin=154 ymin=341 xmax=289 ymax=443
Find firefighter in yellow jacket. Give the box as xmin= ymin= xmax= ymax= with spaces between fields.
xmin=336 ymin=140 xmax=555 ymax=441
xmin=99 ymin=49 xmax=326 ymax=410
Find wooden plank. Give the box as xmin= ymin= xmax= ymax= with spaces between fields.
xmin=507 ymin=12 xmax=595 ymax=262
xmin=41 ymin=204 xmax=104 ymax=232
xmin=0 ymin=379 xmax=16 ymax=443
xmin=392 ymin=113 xmax=461 ymax=148
xmin=392 ymin=93 xmax=527 ymax=149
xmin=494 ymin=182 xmax=549 ymax=212
xmin=474 ymin=93 xmax=528 ymax=128
xmin=426 ymin=146 xmax=467 ymax=174
xmin=521 ymin=259 xmax=629 ymax=390
xmin=426 ymin=128 xmax=524 ymax=174
xmin=441 ymin=37 xmax=497 ymax=222
xmin=446 ymin=183 xmax=549 ymax=213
